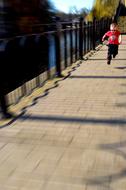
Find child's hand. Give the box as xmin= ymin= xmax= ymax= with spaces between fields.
xmin=118 ymin=40 xmax=122 ymax=45
xmin=102 ymin=40 xmax=108 ymax=45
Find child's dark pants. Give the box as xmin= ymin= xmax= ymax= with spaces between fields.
xmin=107 ymin=44 xmax=118 ymax=60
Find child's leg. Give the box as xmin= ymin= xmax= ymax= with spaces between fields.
xmin=107 ymin=45 xmax=112 ymax=64
xmin=107 ymin=53 xmax=112 ymax=60
xmin=107 ymin=51 xmax=112 ymax=64
xmin=107 ymin=54 xmax=112 ymax=64
xmin=113 ymin=45 xmax=118 ymax=58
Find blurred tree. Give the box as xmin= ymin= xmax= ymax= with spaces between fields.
xmin=69 ymin=6 xmax=79 ymax=15
xmin=79 ymin=8 xmax=89 ymax=18
xmin=87 ymin=0 xmax=120 ymax=20
xmin=55 ymin=6 xmax=89 ymax=22
xmin=69 ymin=6 xmax=89 ymax=19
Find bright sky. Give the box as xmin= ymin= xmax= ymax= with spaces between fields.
xmin=51 ymin=0 xmax=95 ymax=13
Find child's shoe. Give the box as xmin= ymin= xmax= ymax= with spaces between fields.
xmin=107 ymin=60 xmax=111 ymax=65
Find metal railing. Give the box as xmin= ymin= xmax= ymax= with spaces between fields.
xmin=0 ymin=17 xmax=111 ymax=116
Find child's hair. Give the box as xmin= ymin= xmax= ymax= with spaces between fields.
xmin=110 ymin=22 xmax=118 ymax=31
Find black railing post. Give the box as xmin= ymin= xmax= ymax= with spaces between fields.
xmin=75 ymin=22 xmax=78 ymax=61
xmin=100 ymin=18 xmax=104 ymax=43
xmin=70 ymin=23 xmax=73 ymax=65
xmin=63 ymin=24 xmax=68 ymax=68
xmin=0 ymin=94 xmax=8 ymax=117
xmin=92 ymin=17 xmax=96 ymax=50
xmin=79 ymin=17 xmax=84 ymax=60
xmin=87 ymin=22 xmax=90 ymax=52
xmin=83 ymin=22 xmax=86 ymax=54
xmin=0 ymin=39 xmax=13 ymax=119
xmin=55 ymin=19 xmax=62 ymax=77
xmin=89 ymin=22 xmax=92 ymax=51
xmin=91 ymin=21 xmax=93 ymax=50
xmin=100 ymin=19 xmax=104 ymax=40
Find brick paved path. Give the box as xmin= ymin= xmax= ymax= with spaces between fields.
xmin=0 ymin=36 xmax=126 ymax=190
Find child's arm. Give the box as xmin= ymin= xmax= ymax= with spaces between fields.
xmin=118 ymin=34 xmax=122 ymax=44
xmin=102 ymin=34 xmax=106 ymax=41
xmin=102 ymin=32 xmax=108 ymax=42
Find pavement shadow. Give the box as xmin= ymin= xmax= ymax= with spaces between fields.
xmin=20 ymin=114 xmax=126 ymax=127
xmin=88 ymin=58 xmax=126 ymax=60
xmin=99 ymin=49 xmax=126 ymax=51
xmin=118 ymin=92 xmax=126 ymax=95
xmin=85 ymin=169 xmax=126 ymax=190
xmin=116 ymin=103 xmax=126 ymax=107
xmin=84 ymin=140 xmax=126 ymax=189
xmin=114 ymin=66 xmax=126 ymax=69
xmin=121 ymin=83 xmax=126 ymax=86
xmin=99 ymin=140 xmax=126 ymax=160
xmin=94 ymin=141 xmax=126 ymax=186
xmin=69 ymin=75 xmax=126 ymax=79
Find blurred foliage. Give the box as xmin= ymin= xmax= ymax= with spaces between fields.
xmin=87 ymin=0 xmax=120 ymax=21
